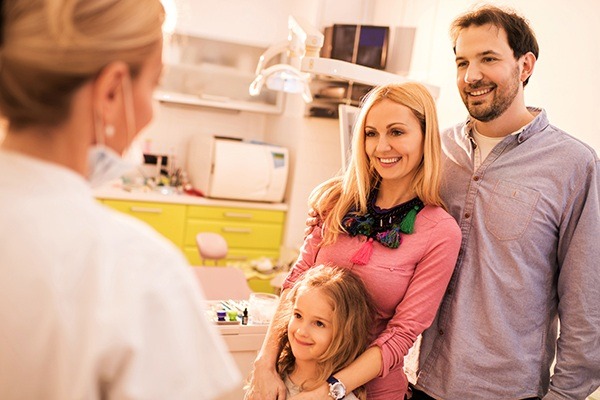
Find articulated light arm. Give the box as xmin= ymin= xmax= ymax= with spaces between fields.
xmin=254 ymin=41 xmax=290 ymax=75
xmin=287 ymin=15 xmax=324 ymax=58
xmin=287 ymin=15 xmax=439 ymax=98
xmin=249 ymin=15 xmax=440 ymax=101
xmin=249 ymin=64 xmax=312 ymax=102
xmin=248 ymin=16 xmax=320 ymax=102
xmin=300 ymin=56 xmax=440 ymax=99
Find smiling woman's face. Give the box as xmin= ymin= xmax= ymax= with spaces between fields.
xmin=364 ymin=99 xmax=424 ymax=189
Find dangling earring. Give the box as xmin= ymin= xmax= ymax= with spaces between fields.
xmin=105 ymin=124 xmax=115 ymax=138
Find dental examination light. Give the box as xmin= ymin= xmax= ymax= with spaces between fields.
xmin=248 ymin=23 xmax=314 ymax=102
xmin=248 ymin=64 xmax=313 ymax=102
xmin=249 ymin=16 xmax=439 ymax=101
xmin=248 ymin=50 xmax=313 ymax=102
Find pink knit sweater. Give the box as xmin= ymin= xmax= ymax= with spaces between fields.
xmin=283 ymin=205 xmax=461 ymax=400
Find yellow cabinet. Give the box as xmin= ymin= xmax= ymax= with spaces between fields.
xmin=185 ymin=247 xmax=280 ymax=267
xmin=98 ymin=195 xmax=286 ymax=294
xmin=184 ymin=205 xmax=285 ymax=266
xmin=101 ymin=199 xmax=285 ymax=266
xmin=103 ymin=200 xmax=186 ymax=248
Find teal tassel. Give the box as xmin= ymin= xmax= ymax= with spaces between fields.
xmin=399 ymin=206 xmax=419 ymax=234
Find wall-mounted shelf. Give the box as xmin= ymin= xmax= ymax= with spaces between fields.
xmin=154 ymin=90 xmax=283 ymax=114
xmin=158 ymin=33 xmax=284 ymax=114
xmin=306 ymin=77 xmax=373 ymax=118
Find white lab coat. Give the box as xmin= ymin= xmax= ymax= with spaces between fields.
xmin=0 ymin=150 xmax=240 ymax=399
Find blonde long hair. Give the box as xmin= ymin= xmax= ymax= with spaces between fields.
xmin=273 ymin=265 xmax=374 ymax=400
xmin=312 ymin=82 xmax=444 ymax=246
xmin=0 ymin=0 xmax=165 ymax=128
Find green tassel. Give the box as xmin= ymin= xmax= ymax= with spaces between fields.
xmin=399 ymin=206 xmax=419 ymax=234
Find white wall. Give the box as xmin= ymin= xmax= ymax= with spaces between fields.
xmin=372 ymin=0 xmax=600 ymax=153
xmin=171 ymin=0 xmax=288 ymax=46
xmin=170 ymin=0 xmax=368 ymax=46
xmin=143 ymin=0 xmax=600 ymax=253
xmin=265 ymin=97 xmax=343 ymax=251
xmin=271 ymin=0 xmax=600 ymax=249
xmin=263 ymin=1 xmax=373 ymax=250
xmin=143 ymin=0 xmax=372 ymax=251
xmin=140 ymin=102 xmax=268 ymax=165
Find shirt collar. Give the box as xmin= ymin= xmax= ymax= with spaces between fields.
xmin=462 ymin=107 xmax=548 ymax=144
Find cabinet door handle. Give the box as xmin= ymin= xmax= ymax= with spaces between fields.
xmin=222 ymin=227 xmax=252 ymax=234
xmin=223 ymin=212 xmax=253 ymax=219
xmin=226 ymin=255 xmax=248 ymax=261
xmin=130 ymin=207 xmax=163 ymax=214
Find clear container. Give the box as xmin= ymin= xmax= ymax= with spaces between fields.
xmin=248 ymin=292 xmax=279 ymax=325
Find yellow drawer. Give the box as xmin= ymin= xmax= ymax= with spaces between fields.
xmin=185 ymin=220 xmax=283 ymax=249
xmin=188 ymin=206 xmax=285 ymax=224
xmin=246 ymin=277 xmax=277 ymax=294
xmin=104 ymin=200 xmax=186 ymax=247
xmin=184 ymin=247 xmax=280 ymax=266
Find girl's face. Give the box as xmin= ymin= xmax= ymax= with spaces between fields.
xmin=288 ymin=287 xmax=335 ymax=364
xmin=364 ymin=99 xmax=424 ymax=188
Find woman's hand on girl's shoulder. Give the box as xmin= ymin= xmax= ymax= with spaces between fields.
xmin=244 ymin=365 xmax=287 ymax=400
xmin=304 ymin=208 xmax=322 ymax=237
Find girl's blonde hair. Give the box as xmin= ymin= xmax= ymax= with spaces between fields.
xmin=0 ymin=0 xmax=165 ymax=129
xmin=273 ymin=265 xmax=374 ymax=400
xmin=312 ymin=82 xmax=444 ymax=246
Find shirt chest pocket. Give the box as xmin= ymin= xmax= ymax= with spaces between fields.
xmin=368 ymin=261 xmax=415 ymax=312
xmin=484 ymin=180 xmax=540 ymax=241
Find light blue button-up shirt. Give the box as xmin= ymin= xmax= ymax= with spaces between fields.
xmin=416 ymin=108 xmax=600 ymax=399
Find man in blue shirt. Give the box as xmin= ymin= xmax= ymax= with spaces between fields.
xmin=412 ymin=5 xmax=600 ymax=400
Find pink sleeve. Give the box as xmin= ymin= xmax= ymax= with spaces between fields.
xmin=373 ymin=216 xmax=461 ymax=377
xmin=282 ymin=225 xmax=323 ymax=290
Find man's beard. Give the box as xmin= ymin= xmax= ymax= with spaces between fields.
xmin=462 ymin=66 xmax=520 ymax=122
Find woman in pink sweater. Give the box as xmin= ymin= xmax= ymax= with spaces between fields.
xmin=246 ymin=82 xmax=461 ymax=400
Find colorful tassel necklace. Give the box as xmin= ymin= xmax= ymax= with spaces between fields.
xmin=342 ymin=191 xmax=424 ymax=265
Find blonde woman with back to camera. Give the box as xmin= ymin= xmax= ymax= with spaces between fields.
xmin=245 ymin=82 xmax=462 ymax=400
xmin=0 ymin=1 xmax=240 ymax=399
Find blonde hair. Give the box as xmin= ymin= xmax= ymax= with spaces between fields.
xmin=312 ymin=82 xmax=444 ymax=246
xmin=0 ymin=0 xmax=165 ymax=129
xmin=273 ymin=265 xmax=374 ymax=400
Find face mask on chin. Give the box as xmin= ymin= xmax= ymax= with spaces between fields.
xmin=87 ymin=144 xmax=140 ymax=188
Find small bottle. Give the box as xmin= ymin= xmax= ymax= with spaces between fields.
xmin=242 ymin=308 xmax=249 ymax=325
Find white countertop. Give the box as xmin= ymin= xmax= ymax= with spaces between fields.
xmin=204 ymin=301 xmax=270 ymax=335
xmin=217 ymin=323 xmax=269 ymax=335
xmin=94 ymin=183 xmax=288 ymax=211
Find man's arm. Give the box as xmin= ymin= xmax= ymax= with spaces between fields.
xmin=544 ymin=158 xmax=600 ymax=400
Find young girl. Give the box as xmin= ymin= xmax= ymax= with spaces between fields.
xmin=246 ymin=82 xmax=461 ymax=400
xmin=271 ymin=265 xmax=374 ymax=400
